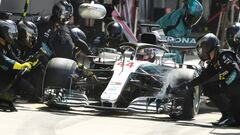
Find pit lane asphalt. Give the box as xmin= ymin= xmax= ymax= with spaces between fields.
xmin=0 ymin=101 xmax=239 ymax=135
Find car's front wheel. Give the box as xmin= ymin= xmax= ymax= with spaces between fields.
xmin=167 ymin=68 xmax=201 ymax=120
xmin=169 ymin=85 xmax=200 ymax=120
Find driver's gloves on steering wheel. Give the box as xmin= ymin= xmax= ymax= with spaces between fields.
xmin=13 ymin=62 xmax=32 ymax=71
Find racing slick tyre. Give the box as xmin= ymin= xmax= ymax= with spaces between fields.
xmin=169 ymin=86 xmax=201 ymax=120
xmin=43 ymin=58 xmax=78 ymax=108
xmin=43 ymin=58 xmax=77 ymax=89
xmin=168 ymin=68 xmax=201 ymax=120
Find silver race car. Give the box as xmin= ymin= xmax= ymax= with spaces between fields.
xmin=43 ymin=42 xmax=201 ymax=120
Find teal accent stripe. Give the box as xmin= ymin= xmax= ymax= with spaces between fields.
xmin=225 ymin=70 xmax=237 ymax=85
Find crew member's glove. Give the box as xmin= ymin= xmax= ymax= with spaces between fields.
xmin=29 ymin=59 xmax=39 ymax=67
xmin=166 ymin=82 xmax=189 ymax=95
xmin=177 ymin=82 xmax=189 ymax=90
xmin=77 ymin=63 xmax=98 ymax=82
xmin=13 ymin=62 xmax=32 ymax=71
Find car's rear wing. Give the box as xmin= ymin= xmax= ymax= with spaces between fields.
xmin=140 ymin=29 xmax=197 ymax=50
xmin=155 ymin=30 xmax=197 ymax=49
xmin=158 ymin=36 xmax=197 ymax=49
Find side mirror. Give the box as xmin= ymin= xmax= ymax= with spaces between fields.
xmin=78 ymin=1 xmax=106 ymax=19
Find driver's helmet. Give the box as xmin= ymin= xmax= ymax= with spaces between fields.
xmin=184 ymin=0 xmax=203 ymax=27
xmin=136 ymin=49 xmax=145 ymax=61
xmin=52 ymin=0 xmax=73 ymax=23
xmin=105 ymin=21 xmax=123 ymax=41
xmin=226 ymin=22 xmax=240 ymax=52
xmin=136 ymin=48 xmax=154 ymax=61
xmin=196 ymin=33 xmax=219 ymax=61
xmin=0 ymin=19 xmax=18 ymax=45
xmin=17 ymin=20 xmax=38 ymax=48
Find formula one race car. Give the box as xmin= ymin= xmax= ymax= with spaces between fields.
xmin=43 ymin=42 xmax=202 ymax=120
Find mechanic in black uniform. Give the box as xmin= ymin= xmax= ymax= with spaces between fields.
xmin=11 ymin=21 xmax=38 ymax=61
xmin=226 ymin=22 xmax=240 ymax=55
xmin=172 ymin=33 xmax=240 ymax=126
xmin=105 ymin=21 xmax=125 ymax=48
xmin=8 ymin=20 xmax=43 ymax=102
xmin=36 ymin=0 xmax=75 ymax=60
xmin=0 ymin=19 xmax=34 ymax=109
xmin=70 ymin=27 xmax=92 ymax=57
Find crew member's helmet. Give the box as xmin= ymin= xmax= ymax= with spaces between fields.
xmin=105 ymin=21 xmax=123 ymax=41
xmin=70 ymin=27 xmax=92 ymax=55
xmin=0 ymin=19 xmax=18 ymax=45
xmin=52 ymin=0 xmax=73 ymax=22
xmin=184 ymin=0 xmax=203 ymax=27
xmin=17 ymin=20 xmax=38 ymax=48
xmin=71 ymin=27 xmax=87 ymax=42
xmin=196 ymin=33 xmax=219 ymax=61
xmin=226 ymin=22 xmax=240 ymax=53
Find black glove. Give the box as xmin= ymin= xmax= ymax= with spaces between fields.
xmin=166 ymin=82 xmax=189 ymax=95
xmin=177 ymin=82 xmax=189 ymax=90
